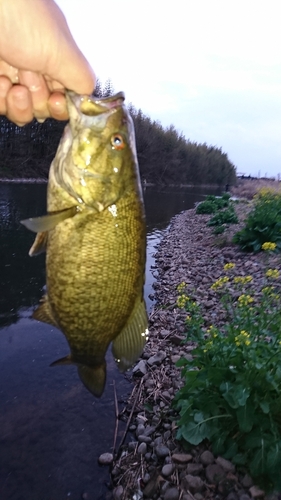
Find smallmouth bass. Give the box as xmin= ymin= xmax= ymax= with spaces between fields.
xmin=22 ymin=91 xmax=148 ymax=397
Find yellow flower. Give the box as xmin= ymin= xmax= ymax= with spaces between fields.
xmin=233 ymin=276 xmax=253 ymax=285
xmin=266 ymin=269 xmax=280 ymax=279
xmin=224 ymin=263 xmax=235 ymax=270
xmin=177 ymin=282 xmax=186 ymax=292
xmin=211 ymin=276 xmax=229 ymax=290
xmin=238 ymin=294 xmax=254 ymax=306
xmin=177 ymin=294 xmax=189 ymax=308
xmin=262 ymin=242 xmax=277 ymax=251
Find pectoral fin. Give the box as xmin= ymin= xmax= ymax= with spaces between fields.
xmin=29 ymin=231 xmax=48 ymax=256
xmin=33 ymin=295 xmax=58 ymax=327
xmin=21 ymin=206 xmax=78 ymax=233
xmin=112 ymin=297 xmax=148 ymax=373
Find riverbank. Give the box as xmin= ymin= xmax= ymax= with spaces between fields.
xmin=110 ymin=201 xmax=281 ymax=500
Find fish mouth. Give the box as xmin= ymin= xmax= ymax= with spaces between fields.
xmin=66 ymin=91 xmax=125 ymax=117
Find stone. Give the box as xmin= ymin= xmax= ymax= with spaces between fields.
xmin=137 ymin=434 xmax=152 ymax=443
xmin=163 ymin=487 xmax=179 ymax=500
xmin=147 ymin=351 xmax=166 ymax=366
xmin=171 ymin=354 xmax=181 ymax=363
xmin=225 ymin=493 xmax=238 ymax=500
xmin=200 ymin=450 xmax=214 ymax=465
xmin=182 ymin=474 xmax=204 ymax=493
xmin=113 ymin=485 xmax=123 ymax=500
xmin=132 ymin=359 xmax=147 ymax=376
xmin=98 ymin=452 xmax=113 ymax=465
xmin=162 ymin=464 xmax=175 ymax=476
xmin=155 ymin=444 xmax=170 ymax=458
xmin=137 ymin=442 xmax=147 ymax=455
xmin=143 ymin=425 xmax=156 ymax=436
xmin=172 ymin=453 xmax=193 ymax=464
xmin=136 ymin=424 xmax=145 ymax=437
xmin=186 ymin=463 xmax=203 ymax=475
xmin=216 ymin=456 xmax=235 ymax=472
xmin=249 ymin=485 xmax=265 ymax=498
xmin=240 ymin=473 xmax=253 ymax=488
xmin=205 ymin=463 xmax=225 ymax=484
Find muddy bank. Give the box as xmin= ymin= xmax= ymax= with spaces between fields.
xmin=110 ymin=202 xmax=281 ymax=500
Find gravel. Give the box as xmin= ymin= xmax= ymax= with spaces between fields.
xmin=110 ymin=203 xmax=281 ymax=500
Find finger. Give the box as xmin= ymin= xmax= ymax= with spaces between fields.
xmin=6 ymin=85 xmax=33 ymax=126
xmin=0 ymin=75 xmax=12 ymax=115
xmin=0 ymin=60 xmax=19 ymax=83
xmin=18 ymin=70 xmax=51 ymax=121
xmin=48 ymin=91 xmax=69 ymax=120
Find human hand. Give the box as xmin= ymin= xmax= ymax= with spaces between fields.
xmin=0 ymin=0 xmax=95 ymax=125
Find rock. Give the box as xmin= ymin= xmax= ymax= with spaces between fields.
xmin=216 ymin=456 xmax=235 ymax=472
xmin=98 ymin=452 xmax=113 ymax=465
xmin=249 ymin=485 xmax=265 ymax=498
xmin=155 ymin=444 xmax=170 ymax=458
xmin=172 ymin=453 xmax=193 ymax=464
xmin=137 ymin=434 xmax=152 ymax=443
xmin=132 ymin=359 xmax=147 ymax=376
xmin=182 ymin=474 xmax=204 ymax=493
xmin=200 ymin=450 xmax=214 ymax=465
xmin=225 ymin=493 xmax=238 ymax=500
xmin=162 ymin=464 xmax=175 ymax=476
xmin=241 ymin=473 xmax=253 ymax=488
xmin=160 ymin=329 xmax=170 ymax=338
xmin=137 ymin=442 xmax=147 ymax=455
xmin=163 ymin=487 xmax=179 ymax=500
xmin=171 ymin=355 xmax=181 ymax=363
xmin=143 ymin=425 xmax=156 ymax=436
xmin=147 ymin=351 xmax=166 ymax=366
xmin=136 ymin=424 xmax=145 ymax=437
xmin=113 ymin=485 xmax=123 ymax=500
xmin=205 ymin=463 xmax=225 ymax=484
xmin=186 ymin=463 xmax=203 ymax=475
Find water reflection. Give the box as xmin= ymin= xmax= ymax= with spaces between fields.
xmin=0 ymin=183 xmax=220 ymax=500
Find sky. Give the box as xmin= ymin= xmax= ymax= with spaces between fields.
xmin=56 ymin=0 xmax=281 ymax=178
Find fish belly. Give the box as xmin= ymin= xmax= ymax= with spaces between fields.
xmin=46 ymin=198 xmax=145 ymax=359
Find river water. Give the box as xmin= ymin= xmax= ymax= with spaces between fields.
xmin=0 ymin=183 xmax=220 ymax=500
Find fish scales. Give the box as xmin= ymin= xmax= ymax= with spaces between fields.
xmin=21 ymin=91 xmax=148 ymax=397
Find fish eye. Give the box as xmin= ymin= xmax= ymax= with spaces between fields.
xmin=111 ymin=134 xmax=125 ymax=150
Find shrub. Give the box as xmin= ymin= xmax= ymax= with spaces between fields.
xmin=173 ymin=262 xmax=281 ymax=492
xmin=233 ymin=190 xmax=281 ymax=252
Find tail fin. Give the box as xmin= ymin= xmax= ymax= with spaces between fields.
xmin=77 ymin=362 xmax=106 ymax=398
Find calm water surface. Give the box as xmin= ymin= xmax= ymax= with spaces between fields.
xmin=0 ymin=183 xmax=220 ymax=500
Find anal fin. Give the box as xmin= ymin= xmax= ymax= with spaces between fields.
xmin=33 ymin=295 xmax=58 ymax=328
xmin=112 ymin=297 xmax=148 ymax=373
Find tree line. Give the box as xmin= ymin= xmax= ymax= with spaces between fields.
xmin=0 ymin=79 xmax=236 ymax=186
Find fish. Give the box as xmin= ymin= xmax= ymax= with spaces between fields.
xmin=21 ymin=91 xmax=148 ymax=397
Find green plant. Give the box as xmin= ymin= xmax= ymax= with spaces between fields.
xmin=173 ymin=262 xmax=281 ymax=491
xmin=233 ymin=189 xmax=281 ymax=252
xmin=207 ymin=206 xmax=238 ymax=226
xmin=196 ymin=194 xmax=231 ymax=215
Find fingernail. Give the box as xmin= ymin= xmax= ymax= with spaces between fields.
xmin=12 ymin=92 xmax=29 ymax=110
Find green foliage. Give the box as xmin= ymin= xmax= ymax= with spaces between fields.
xmin=233 ymin=189 xmax=281 ymax=252
xmin=196 ymin=194 xmax=238 ymax=235
xmin=196 ymin=194 xmax=231 ymax=215
xmin=207 ymin=206 xmax=238 ymax=226
xmin=173 ymin=269 xmax=281 ymax=491
xmin=129 ymin=107 xmax=237 ymax=186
